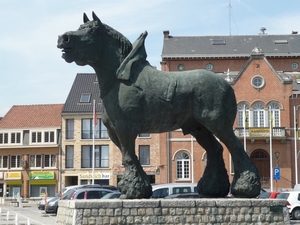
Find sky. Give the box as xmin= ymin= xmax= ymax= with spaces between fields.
xmin=1 ymin=0 xmax=300 ymax=116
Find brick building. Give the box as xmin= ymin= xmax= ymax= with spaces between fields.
xmin=0 ymin=104 xmax=63 ymax=198
xmin=160 ymin=31 xmax=300 ymax=190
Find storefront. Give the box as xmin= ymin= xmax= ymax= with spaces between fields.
xmin=78 ymin=172 xmax=110 ymax=185
xmin=29 ymin=171 xmax=56 ymax=197
xmin=4 ymin=172 xmax=22 ymax=197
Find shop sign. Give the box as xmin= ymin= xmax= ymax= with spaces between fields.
xmin=4 ymin=172 xmax=21 ymax=180
xmin=79 ymin=172 xmax=110 ymax=179
xmin=29 ymin=171 xmax=54 ymax=180
xmin=0 ymin=172 xmax=3 ymax=179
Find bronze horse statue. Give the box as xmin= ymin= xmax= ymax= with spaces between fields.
xmin=57 ymin=12 xmax=260 ymax=199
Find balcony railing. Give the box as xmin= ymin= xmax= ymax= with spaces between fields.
xmin=234 ymin=127 xmax=286 ymax=138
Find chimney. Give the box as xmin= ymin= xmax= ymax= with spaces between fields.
xmin=163 ymin=30 xmax=170 ymax=39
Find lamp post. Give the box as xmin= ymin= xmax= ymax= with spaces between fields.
xmin=294 ymin=105 xmax=300 ymax=185
xmin=275 ymin=151 xmax=280 ymax=191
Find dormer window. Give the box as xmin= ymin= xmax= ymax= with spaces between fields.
xmin=80 ymin=94 xmax=91 ymax=103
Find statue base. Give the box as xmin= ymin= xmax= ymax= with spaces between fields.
xmin=55 ymin=198 xmax=290 ymax=225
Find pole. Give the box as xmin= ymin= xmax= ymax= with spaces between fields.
xmin=294 ymin=106 xmax=298 ymax=185
xmin=92 ymin=99 xmax=96 ymax=185
xmin=191 ymin=135 xmax=194 ymax=183
xmin=269 ymin=107 xmax=273 ymax=192
xmin=243 ymin=105 xmax=247 ymax=151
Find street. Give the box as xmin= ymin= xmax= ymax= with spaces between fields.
xmin=0 ymin=202 xmax=56 ymax=225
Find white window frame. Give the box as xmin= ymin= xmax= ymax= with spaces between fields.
xmin=10 ymin=155 xmax=22 ymax=169
xmin=29 ymin=155 xmax=42 ymax=168
xmin=0 ymin=156 xmax=8 ymax=169
xmin=44 ymin=154 xmax=56 ymax=168
xmin=176 ymin=152 xmax=190 ymax=180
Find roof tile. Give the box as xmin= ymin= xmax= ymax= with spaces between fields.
xmin=0 ymin=104 xmax=64 ymax=129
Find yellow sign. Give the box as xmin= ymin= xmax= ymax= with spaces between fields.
xmin=4 ymin=172 xmax=21 ymax=180
xmin=249 ymin=128 xmax=270 ymax=137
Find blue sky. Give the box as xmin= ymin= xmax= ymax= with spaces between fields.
xmin=1 ymin=0 xmax=300 ymax=116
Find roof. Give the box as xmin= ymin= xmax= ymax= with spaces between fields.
xmin=0 ymin=104 xmax=64 ymax=129
xmin=162 ymin=33 xmax=300 ymax=58
xmin=62 ymin=73 xmax=103 ymax=114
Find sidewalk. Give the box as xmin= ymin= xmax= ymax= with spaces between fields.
xmin=0 ymin=201 xmax=56 ymax=225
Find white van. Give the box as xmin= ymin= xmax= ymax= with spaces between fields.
xmin=151 ymin=183 xmax=197 ymax=198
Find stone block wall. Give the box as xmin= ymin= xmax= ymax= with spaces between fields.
xmin=55 ymin=198 xmax=290 ymax=225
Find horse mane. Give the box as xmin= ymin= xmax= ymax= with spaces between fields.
xmin=101 ymin=23 xmax=133 ymax=61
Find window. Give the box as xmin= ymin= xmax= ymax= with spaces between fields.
xmin=44 ymin=131 xmax=55 ymax=143
xmin=66 ymin=146 xmax=74 ymax=168
xmin=32 ymin=132 xmax=42 ymax=143
xmin=66 ymin=119 xmax=74 ymax=139
xmin=82 ymin=119 xmax=108 ymax=139
xmin=11 ymin=132 xmax=21 ymax=144
xmin=211 ymin=40 xmax=226 ymax=45
xmin=269 ymin=103 xmax=280 ymax=127
xmin=206 ymin=63 xmax=213 ymax=71
xmin=138 ymin=133 xmax=150 ymax=138
xmin=80 ymin=94 xmax=91 ymax=103
xmin=176 ymin=152 xmax=190 ymax=179
xmin=251 ymin=76 xmax=265 ymax=89
xmin=237 ymin=104 xmax=249 ymax=127
xmin=29 ymin=155 xmax=41 ymax=168
xmin=97 ymin=120 xmax=109 ymax=139
xmin=292 ymin=62 xmax=299 ymax=70
xmin=177 ymin=64 xmax=185 ymax=71
xmin=253 ymin=103 xmax=265 ymax=127
xmin=11 ymin=155 xmax=21 ymax=168
xmin=139 ymin=145 xmax=150 ymax=165
xmin=0 ymin=156 xmax=8 ymax=168
xmin=0 ymin=133 xmax=8 ymax=144
xmin=45 ymin=155 xmax=56 ymax=168
xmin=81 ymin=145 xmax=109 ymax=168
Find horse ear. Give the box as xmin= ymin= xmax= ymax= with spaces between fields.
xmin=83 ymin=13 xmax=90 ymax=23
xmin=92 ymin=11 xmax=102 ymax=24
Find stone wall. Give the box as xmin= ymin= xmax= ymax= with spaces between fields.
xmin=55 ymin=198 xmax=290 ymax=225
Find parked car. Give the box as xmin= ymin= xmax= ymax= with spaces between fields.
xmin=276 ymin=191 xmax=300 ymax=220
xmin=45 ymin=187 xmax=115 ymax=214
xmin=38 ymin=184 xmax=118 ymax=210
xmin=164 ymin=192 xmax=200 ymax=199
xmin=101 ymin=191 xmax=121 ymax=199
xmin=257 ymin=191 xmax=280 ymax=199
xmin=151 ymin=183 xmax=197 ymax=198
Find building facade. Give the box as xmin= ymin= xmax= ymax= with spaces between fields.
xmin=0 ymin=104 xmax=63 ymax=198
xmin=160 ymin=31 xmax=300 ymax=190
xmin=60 ymin=73 xmax=162 ymax=188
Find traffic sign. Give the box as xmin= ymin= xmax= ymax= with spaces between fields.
xmin=274 ymin=167 xmax=280 ymax=180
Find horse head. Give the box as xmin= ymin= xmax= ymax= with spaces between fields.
xmin=57 ymin=12 xmax=132 ymax=67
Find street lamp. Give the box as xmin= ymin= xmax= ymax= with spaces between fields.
xmin=275 ymin=151 xmax=280 ymax=167
xmin=294 ymin=105 xmax=300 ymax=185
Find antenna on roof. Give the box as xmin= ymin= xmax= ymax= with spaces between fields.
xmin=228 ymin=0 xmax=232 ymax=36
xmin=260 ymin=27 xmax=266 ymax=34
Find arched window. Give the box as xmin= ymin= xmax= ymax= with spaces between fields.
xmin=269 ymin=103 xmax=280 ymax=127
xmin=176 ymin=152 xmax=190 ymax=179
xmin=237 ymin=103 xmax=249 ymax=127
xmin=253 ymin=103 xmax=265 ymax=127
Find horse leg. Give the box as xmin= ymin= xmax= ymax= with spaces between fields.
xmin=113 ymin=120 xmax=152 ymax=199
xmin=191 ymin=125 xmax=230 ymax=197
xmin=217 ymin=129 xmax=261 ymax=198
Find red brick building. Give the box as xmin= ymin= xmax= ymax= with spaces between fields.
xmin=160 ymin=31 xmax=300 ymax=190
